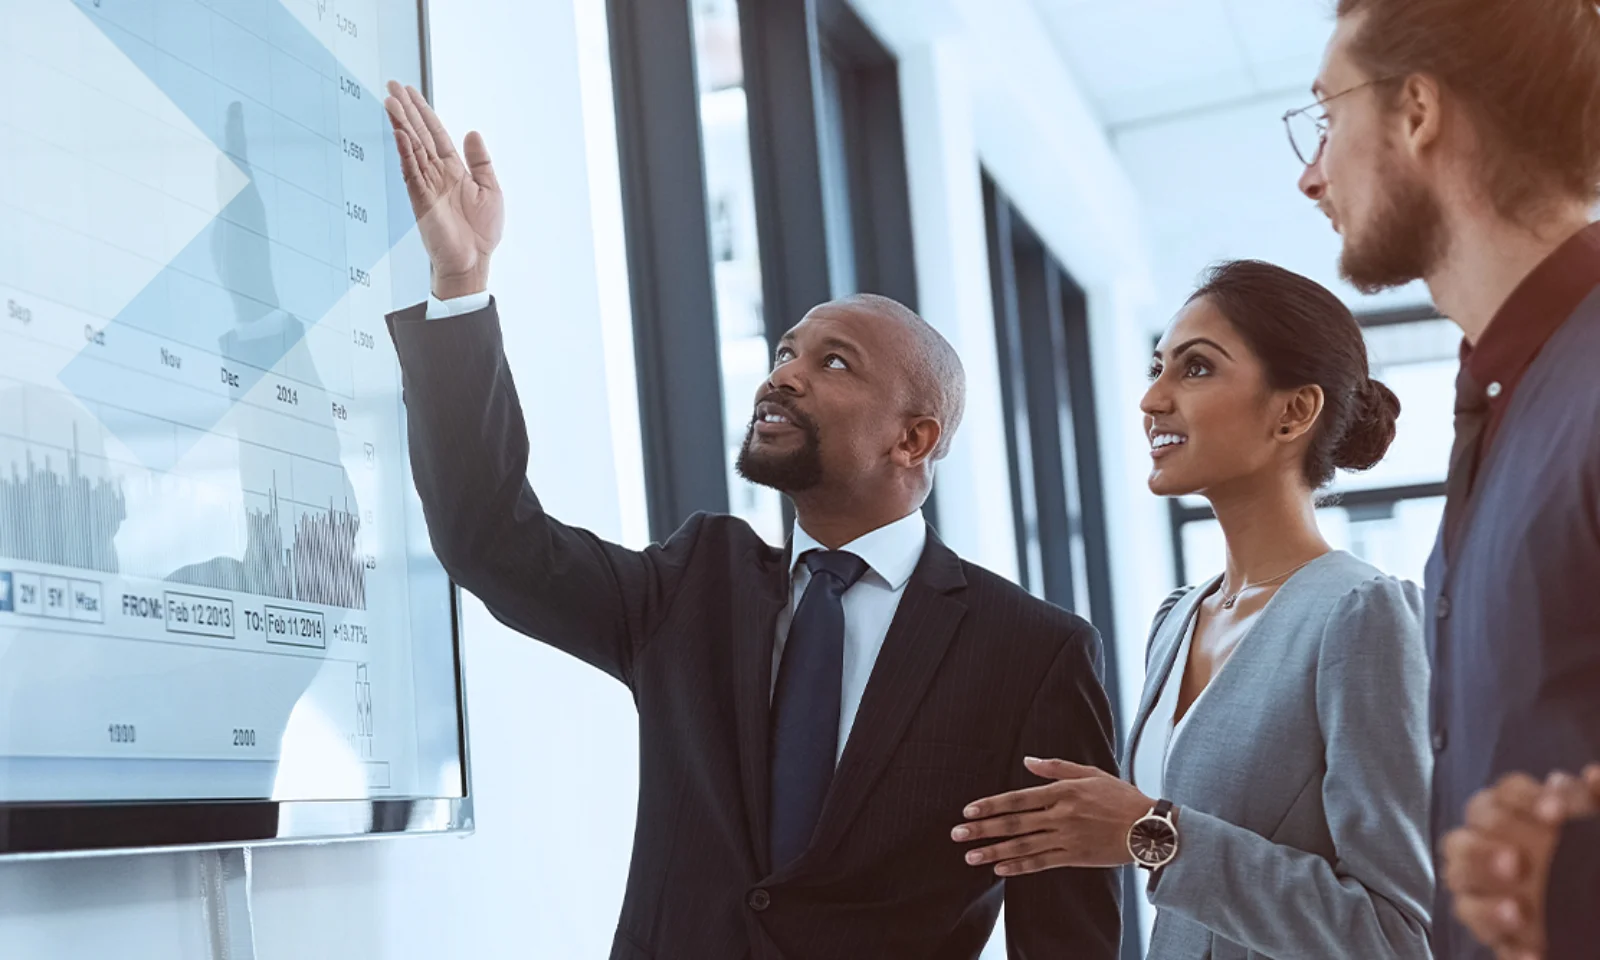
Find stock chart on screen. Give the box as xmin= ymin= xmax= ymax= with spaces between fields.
xmin=0 ymin=0 xmax=462 ymax=809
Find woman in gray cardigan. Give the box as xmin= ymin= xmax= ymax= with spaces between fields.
xmin=953 ymin=261 xmax=1433 ymax=959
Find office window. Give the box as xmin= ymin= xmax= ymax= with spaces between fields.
xmin=607 ymin=0 xmax=730 ymax=543
xmin=1168 ymin=309 xmax=1454 ymax=587
xmin=983 ymin=176 xmax=1110 ymax=620
xmin=816 ymin=54 xmax=858 ymax=299
xmin=692 ymin=0 xmax=785 ymax=545
xmin=733 ymin=0 xmax=921 ymax=536
xmin=609 ymin=0 xmax=918 ymax=544
xmin=809 ymin=0 xmax=919 ymax=311
xmin=983 ymin=174 xmax=1139 ymax=960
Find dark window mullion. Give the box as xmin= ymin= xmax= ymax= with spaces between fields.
xmin=737 ymin=0 xmax=833 ymax=350
xmin=607 ymin=0 xmax=730 ymax=542
xmin=1018 ymin=248 xmax=1081 ymax=612
xmin=984 ymin=181 xmax=1039 ymax=593
xmin=1055 ymin=266 xmax=1117 ymax=654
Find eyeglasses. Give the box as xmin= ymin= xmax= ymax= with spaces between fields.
xmin=1281 ymin=76 xmax=1401 ymax=166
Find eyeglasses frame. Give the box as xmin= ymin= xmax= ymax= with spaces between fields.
xmin=1281 ymin=75 xmax=1404 ymax=166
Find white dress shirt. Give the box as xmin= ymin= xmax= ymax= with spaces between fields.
xmin=427 ymin=293 xmax=928 ymax=764
xmin=425 ymin=290 xmax=492 ymax=319
xmin=774 ymin=510 xmax=927 ymax=764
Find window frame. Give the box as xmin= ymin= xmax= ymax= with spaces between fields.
xmin=607 ymin=0 xmax=731 ymax=543
xmin=984 ymin=172 xmax=1138 ymax=960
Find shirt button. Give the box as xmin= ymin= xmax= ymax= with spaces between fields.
xmin=1486 ymin=382 xmax=1503 ymax=399
xmin=1432 ymin=730 xmax=1448 ymax=753
xmin=1436 ymin=596 xmax=1451 ymax=620
xmin=748 ymin=889 xmax=771 ymax=912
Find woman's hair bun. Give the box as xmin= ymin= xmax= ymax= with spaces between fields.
xmin=1332 ymin=378 xmax=1401 ymax=472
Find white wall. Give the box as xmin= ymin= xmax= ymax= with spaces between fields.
xmin=896 ymin=40 xmax=1021 ymax=585
xmin=0 ymin=1 xmax=647 ymax=957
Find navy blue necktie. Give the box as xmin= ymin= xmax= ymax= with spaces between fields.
xmin=769 ymin=549 xmax=868 ymax=868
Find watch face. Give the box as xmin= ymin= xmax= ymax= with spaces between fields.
xmin=1129 ymin=815 xmax=1178 ymax=867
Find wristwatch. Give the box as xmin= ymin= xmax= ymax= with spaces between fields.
xmin=1127 ymin=799 xmax=1180 ymax=871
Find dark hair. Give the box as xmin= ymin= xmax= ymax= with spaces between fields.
xmin=1336 ymin=0 xmax=1600 ymax=215
xmin=1188 ymin=260 xmax=1400 ymax=488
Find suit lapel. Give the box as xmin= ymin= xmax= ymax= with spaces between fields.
xmin=1123 ymin=582 xmax=1210 ymax=774
xmin=733 ymin=542 xmax=790 ymax=877
xmin=775 ymin=530 xmax=967 ymax=878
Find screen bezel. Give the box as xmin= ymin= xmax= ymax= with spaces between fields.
xmin=0 ymin=0 xmax=474 ymax=861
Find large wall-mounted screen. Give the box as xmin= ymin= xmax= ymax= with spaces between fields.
xmin=0 ymin=0 xmax=467 ymax=856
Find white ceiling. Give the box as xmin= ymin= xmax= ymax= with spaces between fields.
xmin=1034 ymin=0 xmax=1337 ymax=130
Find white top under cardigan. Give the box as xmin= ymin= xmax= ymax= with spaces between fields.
xmin=1131 ymin=613 xmax=1203 ymax=801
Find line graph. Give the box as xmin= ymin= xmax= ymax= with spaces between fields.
xmin=0 ymin=426 xmax=126 ymax=574
xmin=0 ymin=377 xmax=370 ymax=610
xmin=166 ymin=475 xmax=367 ymax=610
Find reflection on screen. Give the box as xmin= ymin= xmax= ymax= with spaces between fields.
xmin=0 ymin=0 xmax=461 ymax=804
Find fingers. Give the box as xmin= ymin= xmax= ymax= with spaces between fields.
xmin=963 ymin=831 xmax=1057 ymax=868
xmin=1022 ymin=757 xmax=1099 ymax=782
xmin=952 ymin=810 xmax=1042 ymax=843
xmin=1466 ymin=781 xmax=1547 ymax=844
xmin=1542 ymin=770 xmax=1599 ymax=820
xmin=1442 ymin=827 xmax=1525 ymax=896
xmin=463 ymin=130 xmax=500 ymax=193
xmin=394 ymin=83 xmax=440 ymax=166
xmin=385 ymin=101 xmax=433 ymax=214
xmin=1454 ymin=894 xmax=1539 ymax=955
xmin=386 ymin=101 xmax=423 ymax=185
xmin=1490 ymin=773 xmax=1546 ymax=818
xmin=384 ymin=87 xmax=418 ymax=148
xmin=962 ymin=783 xmax=1055 ymax=821
xmin=992 ymin=852 xmax=1072 ymax=877
xmin=408 ymin=84 xmax=458 ymax=160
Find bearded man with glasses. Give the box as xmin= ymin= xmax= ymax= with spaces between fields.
xmin=1291 ymin=2 xmax=1600 ymax=959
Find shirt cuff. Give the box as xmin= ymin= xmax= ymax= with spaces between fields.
xmin=424 ymin=290 xmax=492 ymax=320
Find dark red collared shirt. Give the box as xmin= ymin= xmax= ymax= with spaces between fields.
xmin=1460 ymin=221 xmax=1600 ymax=467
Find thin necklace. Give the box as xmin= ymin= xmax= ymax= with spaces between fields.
xmin=1220 ymin=556 xmax=1320 ymax=610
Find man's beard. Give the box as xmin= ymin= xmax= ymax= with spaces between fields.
xmin=735 ymin=405 xmax=824 ymax=494
xmin=1339 ymin=168 xmax=1448 ymax=294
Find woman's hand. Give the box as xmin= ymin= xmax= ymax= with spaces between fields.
xmin=951 ymin=757 xmax=1156 ymax=876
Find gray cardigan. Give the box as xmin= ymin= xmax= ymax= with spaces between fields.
xmin=1127 ymin=551 xmax=1433 ymax=960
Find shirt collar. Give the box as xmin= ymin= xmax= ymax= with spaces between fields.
xmin=1464 ymin=220 xmax=1600 ymax=396
xmin=790 ymin=509 xmax=928 ymax=591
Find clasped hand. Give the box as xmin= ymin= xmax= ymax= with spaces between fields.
xmin=1441 ymin=764 xmax=1600 ymax=960
xmin=950 ymin=757 xmax=1154 ymax=876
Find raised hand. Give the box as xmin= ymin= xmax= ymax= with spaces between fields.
xmin=384 ymin=82 xmax=503 ymax=299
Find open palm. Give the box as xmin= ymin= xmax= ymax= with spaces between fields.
xmin=384 ymin=81 xmax=504 ymax=298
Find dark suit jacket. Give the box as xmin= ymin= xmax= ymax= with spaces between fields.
xmin=388 ymin=300 xmax=1122 ymax=960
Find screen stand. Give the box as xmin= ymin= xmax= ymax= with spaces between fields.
xmin=200 ymin=847 xmax=258 ymax=960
